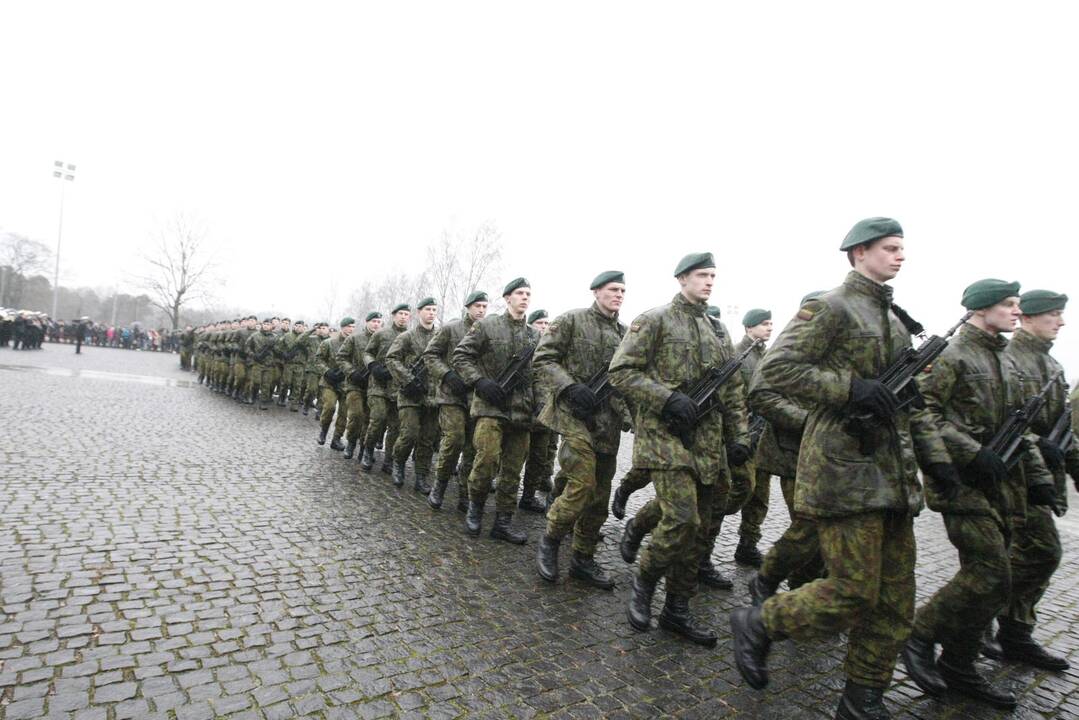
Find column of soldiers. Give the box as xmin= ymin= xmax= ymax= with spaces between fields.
xmin=179 ymin=216 xmax=1077 ymax=720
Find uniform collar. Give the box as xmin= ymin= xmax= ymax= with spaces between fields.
xmin=590 ymin=301 xmax=618 ymax=323
xmin=844 ymin=270 xmax=894 ymax=305
xmin=1013 ymin=327 xmax=1053 ymax=353
xmin=960 ymin=322 xmax=1008 ymax=351
xmin=672 ymin=292 xmax=707 ymax=316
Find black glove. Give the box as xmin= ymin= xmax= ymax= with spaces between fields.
xmin=324 ymin=368 xmax=345 ymax=385
xmin=441 ymin=370 xmax=468 ymax=396
xmin=402 ymin=379 xmax=425 ymax=399
xmin=1028 ymin=483 xmax=1059 ymax=508
xmin=561 ymin=383 xmax=597 ymax=420
xmin=967 ymin=446 xmax=1008 ymax=486
xmin=726 ymin=442 xmax=751 ymax=467
xmin=348 ymin=368 xmax=367 ymax=385
xmin=925 ymin=462 xmax=961 ymax=502
xmin=1037 ymin=437 xmax=1065 ymax=473
xmin=368 ymin=362 xmax=392 ymax=383
xmin=849 ymin=378 xmax=900 ymax=420
xmin=661 ymin=391 xmax=698 ymax=433
xmin=474 ymin=377 xmax=508 ymax=407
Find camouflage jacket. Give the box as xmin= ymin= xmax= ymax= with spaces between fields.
xmin=315 ymin=334 xmax=346 ymax=390
xmin=534 ymin=302 xmax=627 ymax=455
xmin=452 ymin=312 xmax=538 ymax=427
xmin=386 ymin=323 xmax=437 ymax=408
xmin=608 ymin=292 xmax=750 ymax=484
xmin=748 ymin=349 xmax=808 ymax=479
xmin=302 ymin=332 xmax=323 ymax=373
xmin=735 ymin=334 xmax=766 ymax=394
xmin=1003 ymin=328 xmax=1079 ymax=512
xmin=423 ymin=316 xmax=475 ymax=408
xmin=363 ymin=323 xmax=409 ymax=400
xmin=336 ymin=327 xmax=377 ymax=393
xmin=916 ymin=322 xmax=1054 ymax=528
xmin=245 ymin=330 xmax=278 ymax=366
xmin=232 ymin=327 xmax=255 ymax=363
xmin=757 ymin=271 xmax=949 ymax=518
xmin=276 ymin=330 xmax=306 ymax=367
xmin=180 ymin=329 xmax=195 ymax=351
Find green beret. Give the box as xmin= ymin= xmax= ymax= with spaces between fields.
xmin=742 ymin=308 xmax=771 ymax=328
xmin=339 ymin=316 xmax=356 ymax=327
xmin=1020 ymin=289 xmax=1068 ymax=316
xmin=416 ymin=297 xmax=437 ymax=310
xmin=293 ymin=320 xmax=306 ymax=326
xmin=961 ymin=279 xmax=1021 ymax=310
xmin=528 ymin=309 xmax=548 ymax=324
xmin=590 ymin=270 xmax=625 ymax=290
xmin=800 ymin=290 xmax=826 ymax=305
xmin=464 ymin=290 xmax=488 ymax=306
xmin=673 ymin=252 xmax=715 ymax=277
xmin=503 ymin=277 xmax=530 ymax=296
xmin=840 ymin=217 xmax=903 ymax=251
xmin=706 ymin=306 xmax=722 ymax=318
xmin=390 ymin=303 xmax=410 ymax=315
xmin=365 ymin=311 xmax=382 ymax=322
xmin=261 ymin=317 xmax=274 ymax=323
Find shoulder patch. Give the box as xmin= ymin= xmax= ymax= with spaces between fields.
xmin=547 ymin=321 xmax=560 ymax=334
xmin=630 ymin=322 xmax=642 ymax=332
xmin=796 ymin=308 xmax=815 ymax=321
xmin=796 ymin=299 xmax=826 ymax=322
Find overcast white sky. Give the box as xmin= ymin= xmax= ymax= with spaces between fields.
xmin=2 ymin=2 xmax=1077 ymax=376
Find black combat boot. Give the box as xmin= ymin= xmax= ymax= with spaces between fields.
xmin=317 ymin=428 xmax=328 ymax=446
xmin=734 ymin=537 xmax=763 ymax=567
xmin=610 ymin=483 xmax=631 ymax=520
xmin=517 ymin=491 xmax=546 ymax=514
xmin=391 ymin=461 xmax=406 ymax=488
xmin=747 ymin=571 xmax=780 ymax=607
xmin=380 ymin=458 xmax=393 ymax=475
xmin=900 ymin=635 xmax=946 ymax=697
xmin=936 ymin=653 xmax=1017 ymax=708
xmin=569 ymin=551 xmax=615 ymax=590
xmin=302 ymin=400 xmax=310 ymax=416
xmin=428 ymin=478 xmax=448 ymax=509
xmin=359 ymin=447 xmax=375 ymax=472
xmin=698 ymin=558 xmax=733 ymax=590
xmin=981 ymin=623 xmax=1004 ymax=660
xmin=344 ymin=440 xmax=357 ymax=460
xmin=276 ymin=395 xmax=286 ymax=407
xmin=730 ymin=606 xmax=771 ymax=690
xmin=457 ymin=483 xmax=469 ymax=513
xmin=490 ymin=512 xmax=527 ymax=545
xmin=626 ymin=573 xmax=656 ymax=632
xmin=658 ymin=595 xmax=717 ymax=647
xmin=996 ymin=617 xmax=1070 ymax=670
xmin=413 ymin=472 xmax=430 ymax=495
xmin=619 ymin=517 xmax=644 ymax=563
xmin=329 ymin=435 xmax=345 ymax=451
xmin=465 ymin=500 xmax=484 ymax=537
xmin=835 ymin=680 xmax=891 ymax=720
xmin=536 ymin=534 xmax=561 ymax=582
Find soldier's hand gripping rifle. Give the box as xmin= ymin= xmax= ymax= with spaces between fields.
xmin=401 ymin=357 xmax=428 ymax=399
xmin=253 ymin=343 xmax=275 ymax=366
xmin=666 ymin=337 xmax=764 ymax=450
xmin=1045 ymin=403 xmax=1074 ymax=456
xmin=846 ymin=311 xmax=973 ymax=454
xmin=492 ymin=342 xmax=537 ymax=409
xmin=573 ymin=367 xmax=619 ymax=429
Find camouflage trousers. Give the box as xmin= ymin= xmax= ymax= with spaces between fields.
xmin=912 ymin=514 xmax=1012 ymax=665
xmin=364 ymin=395 xmax=399 ymax=462
xmin=618 ymin=465 xmax=651 ymax=496
xmin=545 ymin=433 xmax=617 ymax=556
xmin=635 ymin=464 xmax=731 ymax=569
xmin=302 ymin=371 xmax=320 ymax=405
xmin=1002 ymin=507 xmax=1061 ymax=628
xmin=738 ymin=467 xmax=772 ymax=544
xmin=195 ymin=354 xmax=206 ymax=382
xmin=762 ymin=511 xmax=915 ymax=689
xmin=702 ymin=462 xmax=758 ymax=551
xmin=214 ymin=357 xmax=229 ymax=386
xmin=344 ymin=389 xmax=369 ymax=444
xmin=760 ymin=474 xmax=825 ymax=589
xmin=636 ymin=470 xmax=716 ymax=598
xmin=469 ymin=417 xmax=530 ymax=513
xmin=281 ymin=363 xmax=306 ymax=408
xmin=435 ymin=405 xmax=475 ymax=485
xmin=230 ymin=361 xmax=248 ymax=394
xmin=319 ymin=387 xmax=347 ymax=438
xmin=180 ymin=350 xmax=192 ymax=370
xmin=523 ymin=428 xmax=558 ymax=496
xmin=394 ymin=405 xmax=440 ymax=476
xmin=248 ymin=363 xmax=277 ymax=405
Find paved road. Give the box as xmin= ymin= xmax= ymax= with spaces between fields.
xmin=1 ymin=345 xmax=1077 ymax=719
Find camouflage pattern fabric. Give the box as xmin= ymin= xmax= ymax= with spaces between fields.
xmin=545 ymin=434 xmax=617 ymax=555
xmin=469 ymin=417 xmax=530 ymax=513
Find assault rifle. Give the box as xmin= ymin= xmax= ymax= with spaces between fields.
xmin=253 ymin=343 xmax=275 ymax=365
xmin=1045 ymin=403 xmax=1074 ymax=455
xmin=667 ymin=338 xmax=764 ymax=449
xmin=846 ymin=311 xmax=973 ymax=453
xmin=492 ymin=342 xmax=536 ymax=407
xmin=586 ymin=367 xmax=617 ymax=407
xmin=401 ymin=357 xmax=428 ymax=398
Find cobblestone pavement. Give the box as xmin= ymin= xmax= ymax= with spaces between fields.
xmin=2 ymin=346 xmax=1077 ymax=720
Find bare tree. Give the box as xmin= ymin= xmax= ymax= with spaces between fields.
xmin=138 ymin=214 xmax=216 ymax=330
xmin=0 ymin=232 xmax=53 ymax=307
xmin=424 ymin=222 xmax=503 ymax=322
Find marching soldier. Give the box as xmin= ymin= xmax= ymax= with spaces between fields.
xmin=271 ymin=318 xmax=291 ymax=406
xmin=315 ymin=318 xmax=352 ymax=449
xmin=732 ymin=308 xmax=773 ymax=566
xmin=279 ymin=320 xmax=313 ymax=411
xmin=363 ymin=304 xmax=411 ymax=474
xmin=386 ymin=298 xmax=440 ymax=492
xmin=246 ymin=319 xmax=280 ymax=410
xmin=423 ymin=291 xmax=488 ymax=511
xmin=453 ymin=277 xmax=538 ymax=544
xmin=520 ymin=309 xmax=557 ymax=513
xmin=730 ymin=219 xmax=953 ymax=719
xmin=180 ymin=324 xmax=195 ymax=370
xmin=300 ymin=322 xmax=328 ymax=415
xmin=535 ymin=271 xmax=627 ymax=590
xmin=337 ymin=312 xmax=383 ymax=459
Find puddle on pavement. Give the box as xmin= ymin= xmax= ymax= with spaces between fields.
xmin=0 ymin=364 xmax=198 ymax=388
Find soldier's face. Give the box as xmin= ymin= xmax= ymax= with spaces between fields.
xmin=393 ymin=310 xmax=410 ymax=328
xmin=294 ymin=323 xmax=305 ymax=332
xmin=418 ymin=306 xmax=437 ymax=327
xmin=593 ymin=283 xmax=625 ymax=315
xmin=980 ymin=297 xmax=1021 ymax=333
xmin=467 ymin=302 xmax=488 ymax=322
xmin=281 ymin=322 xmax=291 ymax=331
xmin=1022 ymin=309 xmax=1065 ymax=341
xmin=341 ymin=324 xmax=355 ymax=337
xmin=747 ymin=320 xmax=773 ymax=341
xmin=531 ymin=319 xmax=550 ymax=334
xmin=367 ymin=319 xmax=382 ymax=333
xmin=318 ymin=326 xmax=329 ymax=337
xmin=506 ymin=288 xmax=531 ymax=315
xmin=679 ymin=269 xmax=714 ymax=303
xmin=262 ymin=322 xmax=273 ymax=332
xmin=856 ymin=237 xmax=905 ymax=282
